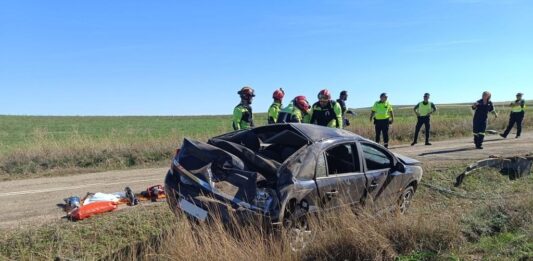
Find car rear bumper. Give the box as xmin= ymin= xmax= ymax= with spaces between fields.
xmin=164 ymin=169 xmax=277 ymax=227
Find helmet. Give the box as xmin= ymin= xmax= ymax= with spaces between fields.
xmin=294 ymin=96 xmax=310 ymax=111
xmin=317 ymin=89 xmax=331 ymax=100
xmin=273 ymin=88 xmax=285 ymax=100
xmin=238 ymin=86 xmax=255 ymax=100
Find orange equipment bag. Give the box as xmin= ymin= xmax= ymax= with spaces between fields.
xmin=70 ymin=201 xmax=118 ymax=221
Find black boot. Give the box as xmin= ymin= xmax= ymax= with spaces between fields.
xmin=474 ymin=135 xmax=481 ymax=149
xmin=477 ymin=135 xmax=485 ymax=149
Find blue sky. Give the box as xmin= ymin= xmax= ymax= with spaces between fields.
xmin=1 ymin=0 xmax=532 ymax=116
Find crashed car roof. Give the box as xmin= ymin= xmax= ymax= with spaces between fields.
xmin=213 ymin=123 xmax=367 ymax=148
xmin=288 ymin=123 xmax=364 ymax=142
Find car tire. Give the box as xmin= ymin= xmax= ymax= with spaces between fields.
xmin=398 ymin=186 xmax=415 ymax=215
xmin=283 ymin=206 xmax=314 ymax=252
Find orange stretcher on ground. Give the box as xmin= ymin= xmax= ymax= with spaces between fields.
xmin=69 ymin=201 xmax=118 ymax=221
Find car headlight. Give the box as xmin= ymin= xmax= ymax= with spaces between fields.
xmin=254 ymin=188 xmax=274 ymax=213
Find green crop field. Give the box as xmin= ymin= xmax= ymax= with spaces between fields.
xmin=0 ymin=103 xmax=530 ymax=178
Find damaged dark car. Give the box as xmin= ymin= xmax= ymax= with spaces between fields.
xmin=165 ymin=123 xmax=423 ymax=240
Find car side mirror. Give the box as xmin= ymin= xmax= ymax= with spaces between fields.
xmin=394 ymin=161 xmax=406 ymax=173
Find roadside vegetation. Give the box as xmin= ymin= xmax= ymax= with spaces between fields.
xmin=1 ymin=103 xmax=531 ymax=179
xmin=1 ymin=162 xmax=533 ymax=260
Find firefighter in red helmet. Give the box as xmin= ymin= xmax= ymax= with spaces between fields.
xmin=233 ymin=86 xmax=255 ymax=130
xmin=268 ymin=88 xmax=285 ymax=124
xmin=277 ymin=95 xmax=311 ymax=123
xmin=309 ymin=89 xmax=343 ymax=128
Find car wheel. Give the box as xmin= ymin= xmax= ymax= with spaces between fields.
xmin=284 ymin=206 xmax=314 ymax=252
xmin=398 ymin=186 xmax=415 ymax=215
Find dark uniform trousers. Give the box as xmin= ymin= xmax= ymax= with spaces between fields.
xmin=374 ymin=119 xmax=390 ymax=146
xmin=502 ymin=111 xmax=524 ymax=138
xmin=473 ymin=118 xmax=487 ymax=147
xmin=413 ymin=116 xmax=431 ymax=143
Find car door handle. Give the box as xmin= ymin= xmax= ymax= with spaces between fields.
xmin=369 ymin=181 xmax=379 ymax=189
xmin=326 ymin=190 xmax=338 ymax=197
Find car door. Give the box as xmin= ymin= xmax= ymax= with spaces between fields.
xmin=314 ymin=142 xmax=367 ymax=210
xmin=360 ymin=142 xmax=395 ymax=209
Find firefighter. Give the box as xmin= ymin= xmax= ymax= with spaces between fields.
xmin=501 ymin=92 xmax=526 ymax=139
xmin=336 ymin=90 xmax=354 ymax=128
xmin=309 ymin=89 xmax=343 ymax=128
xmin=277 ymin=96 xmax=311 ymax=123
xmin=472 ymin=91 xmax=498 ymax=149
xmin=411 ymin=93 xmax=437 ymax=146
xmin=233 ymin=86 xmax=255 ymax=130
xmin=370 ymin=93 xmax=394 ymax=148
xmin=268 ymin=88 xmax=285 ymax=124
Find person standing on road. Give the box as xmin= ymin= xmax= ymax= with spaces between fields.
xmin=472 ymin=91 xmax=498 ymax=149
xmin=310 ymin=89 xmax=343 ymax=128
xmin=267 ymin=88 xmax=285 ymax=124
xmin=277 ymin=96 xmax=311 ymax=123
xmin=370 ymin=93 xmax=394 ymax=148
xmin=411 ymin=93 xmax=437 ymax=146
xmin=337 ymin=90 xmax=355 ymax=128
xmin=233 ymin=86 xmax=255 ymax=130
xmin=501 ymin=92 xmax=526 ymax=139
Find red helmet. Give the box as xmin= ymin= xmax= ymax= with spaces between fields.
xmin=238 ymin=86 xmax=255 ymax=100
xmin=317 ymin=89 xmax=331 ymax=100
xmin=294 ymin=96 xmax=310 ymax=112
xmin=273 ymin=88 xmax=285 ymax=100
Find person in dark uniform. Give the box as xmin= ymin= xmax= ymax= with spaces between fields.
xmin=309 ymin=89 xmax=343 ymax=128
xmin=411 ymin=93 xmax=437 ymax=146
xmin=233 ymin=86 xmax=255 ymax=130
xmin=336 ymin=90 xmax=354 ymax=128
xmin=267 ymin=88 xmax=285 ymax=124
xmin=472 ymin=91 xmax=498 ymax=149
xmin=370 ymin=93 xmax=394 ymax=148
xmin=501 ymin=92 xmax=526 ymax=139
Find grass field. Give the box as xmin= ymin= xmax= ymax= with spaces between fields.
xmin=2 ymin=161 xmax=533 ymax=260
xmin=0 ymin=103 xmax=531 ymax=178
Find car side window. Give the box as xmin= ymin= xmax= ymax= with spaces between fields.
xmin=325 ymin=144 xmax=357 ymax=175
xmin=315 ymin=153 xmax=327 ymax=178
xmin=362 ymin=143 xmax=392 ymax=171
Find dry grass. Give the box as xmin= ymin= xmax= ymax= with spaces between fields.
xmin=0 ymin=136 xmax=176 ymax=180
xmin=1 ymin=162 xmax=533 ymax=260
xmin=108 ymin=206 xmax=464 ymax=261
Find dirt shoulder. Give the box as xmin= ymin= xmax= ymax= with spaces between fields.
xmin=0 ymin=167 xmax=167 ymax=229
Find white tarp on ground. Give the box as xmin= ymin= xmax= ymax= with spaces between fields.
xmin=83 ymin=192 xmax=124 ymax=205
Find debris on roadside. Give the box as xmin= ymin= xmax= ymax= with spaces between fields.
xmin=454 ymin=155 xmax=533 ymax=187
xmin=61 ymin=185 xmax=167 ymax=221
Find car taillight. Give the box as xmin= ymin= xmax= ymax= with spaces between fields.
xmin=171 ymin=149 xmax=181 ymax=169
